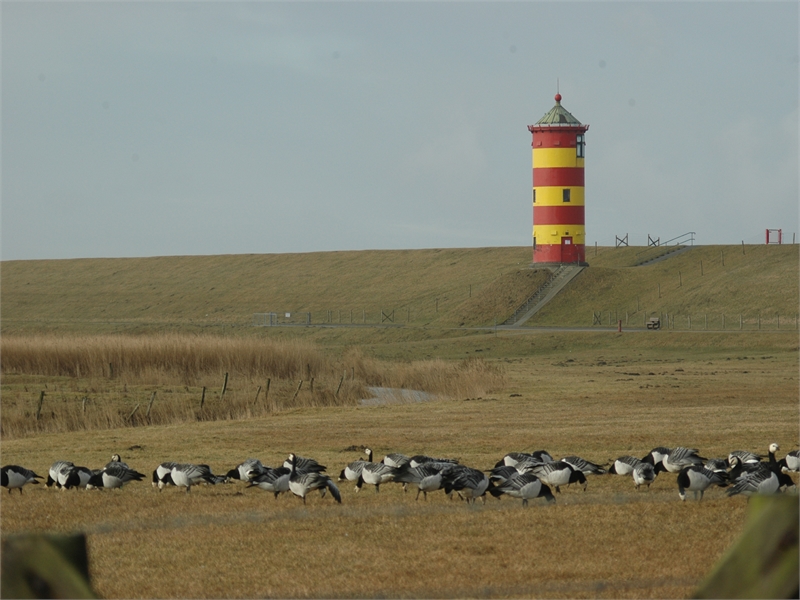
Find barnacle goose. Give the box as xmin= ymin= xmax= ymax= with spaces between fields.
xmin=338 ymin=458 xmax=368 ymax=492
xmin=152 ymin=462 xmax=179 ymax=490
xmin=226 ymin=458 xmax=268 ymax=482
xmin=632 ymin=462 xmax=658 ymax=490
xmin=168 ymin=464 xmax=217 ymax=493
xmin=704 ymin=458 xmax=730 ymax=473
xmin=495 ymin=450 xmax=553 ymax=469
xmin=247 ymin=467 xmax=291 ymax=498
xmin=780 ymin=450 xmax=800 ymax=474
xmin=60 ymin=466 xmax=94 ymax=490
xmin=728 ymin=450 xmax=762 ymax=465
xmin=441 ymin=465 xmax=490 ymax=504
xmin=87 ymin=464 xmax=146 ymax=490
xmin=47 ymin=461 xmax=75 ymax=488
xmin=287 ymin=453 xmax=341 ymax=504
xmin=489 ymin=472 xmax=556 ymax=506
xmin=489 ymin=464 xmax=525 ymax=485
xmin=561 ymin=456 xmax=607 ymax=475
xmin=531 ymin=461 xmax=587 ymax=493
xmin=661 ymin=447 xmax=706 ymax=473
xmin=361 ymin=448 xmax=398 ymax=493
xmin=393 ymin=462 xmax=450 ymax=500
xmin=609 ymin=456 xmax=642 ymax=476
xmin=409 ymin=454 xmax=459 ymax=469
xmin=676 ymin=466 xmax=728 ymax=501
xmin=382 ymin=453 xmax=410 ymax=468
xmin=726 ymin=463 xmax=780 ymax=497
xmin=105 ymin=454 xmax=130 ymax=470
xmin=641 ymin=447 xmax=671 ymax=467
xmin=1 ymin=465 xmax=43 ymax=494
xmin=283 ymin=454 xmax=326 ymax=473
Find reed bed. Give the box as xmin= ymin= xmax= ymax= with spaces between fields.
xmin=0 ymin=334 xmax=504 ymax=439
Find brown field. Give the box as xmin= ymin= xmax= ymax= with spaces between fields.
xmin=2 ymin=330 xmax=798 ymax=598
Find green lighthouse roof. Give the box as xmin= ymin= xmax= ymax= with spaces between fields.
xmin=536 ymin=93 xmax=583 ymax=125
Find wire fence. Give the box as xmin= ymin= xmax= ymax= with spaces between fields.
xmin=592 ymin=311 xmax=799 ymax=330
xmin=254 ymin=308 xmax=415 ymax=327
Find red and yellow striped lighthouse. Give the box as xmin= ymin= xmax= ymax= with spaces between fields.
xmin=529 ymin=93 xmax=589 ymax=264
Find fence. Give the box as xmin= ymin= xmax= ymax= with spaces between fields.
xmin=254 ymin=308 xmax=412 ymax=327
xmin=592 ymin=311 xmax=799 ymax=330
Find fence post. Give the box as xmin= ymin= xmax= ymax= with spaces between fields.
xmin=335 ymin=375 xmax=344 ymax=397
xmin=220 ymin=373 xmax=229 ymax=401
xmin=200 ymin=387 xmax=207 ymax=411
xmin=291 ymin=380 xmax=303 ymax=403
xmin=127 ymin=404 xmax=140 ymax=423
xmin=35 ymin=391 xmax=45 ymax=421
xmin=740 ymin=315 xmax=743 ymax=330
xmin=689 ymin=315 xmax=692 ymax=330
xmin=146 ymin=392 xmax=156 ymax=423
xmin=253 ymin=386 xmax=262 ymax=406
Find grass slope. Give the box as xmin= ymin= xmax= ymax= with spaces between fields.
xmin=1 ymin=245 xmax=797 ymax=335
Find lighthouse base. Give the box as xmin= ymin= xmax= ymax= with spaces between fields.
xmin=533 ymin=243 xmax=585 ymax=265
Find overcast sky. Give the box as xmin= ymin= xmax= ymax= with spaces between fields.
xmin=2 ymin=1 xmax=798 ymax=260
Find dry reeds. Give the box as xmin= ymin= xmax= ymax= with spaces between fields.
xmin=0 ymin=334 xmax=504 ymax=439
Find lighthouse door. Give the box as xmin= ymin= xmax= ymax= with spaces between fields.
xmin=561 ymin=237 xmax=578 ymax=263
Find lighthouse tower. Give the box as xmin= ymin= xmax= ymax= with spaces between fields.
xmin=528 ymin=93 xmax=589 ymax=265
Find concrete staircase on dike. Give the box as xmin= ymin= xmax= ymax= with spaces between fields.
xmin=502 ymin=264 xmax=585 ymax=327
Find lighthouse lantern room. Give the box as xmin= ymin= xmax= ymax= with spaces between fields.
xmin=528 ymin=93 xmax=589 ymax=265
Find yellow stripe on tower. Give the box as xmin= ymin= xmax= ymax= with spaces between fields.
xmin=533 ymin=224 xmax=586 ymax=244
xmin=533 ymin=148 xmax=585 ymax=169
xmin=534 ymin=187 xmax=585 ymax=206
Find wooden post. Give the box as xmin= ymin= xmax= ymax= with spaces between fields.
xmin=742 ymin=241 xmax=745 ymax=255
xmin=688 ymin=315 xmax=692 ymax=330
xmin=108 ymin=363 xmax=114 ymax=379
xmin=253 ymin=386 xmax=262 ymax=406
xmin=220 ymin=373 xmax=228 ymax=401
xmin=720 ymin=249 xmax=724 ymax=266
xmin=81 ymin=396 xmax=87 ymax=415
xmin=127 ymin=403 xmax=140 ymax=423
xmin=679 ymin=271 xmax=682 ymax=287
xmin=310 ymin=377 xmax=314 ymax=393
xmin=200 ymin=386 xmax=207 ymax=411
xmin=740 ymin=314 xmax=743 ymax=330
xmin=146 ymin=391 xmax=156 ymax=422
xmin=335 ymin=375 xmax=344 ymax=397
xmin=291 ymin=380 xmax=303 ymax=403
xmin=264 ymin=379 xmax=271 ymax=406
xmin=35 ymin=391 xmax=45 ymax=421
xmin=700 ymin=260 xmax=704 ymax=276
xmin=469 ymin=285 xmax=472 ymax=298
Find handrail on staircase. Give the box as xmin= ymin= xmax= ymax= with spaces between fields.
xmin=635 ymin=232 xmax=695 ymax=257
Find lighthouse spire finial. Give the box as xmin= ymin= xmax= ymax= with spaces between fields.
xmin=555 ymin=78 xmax=561 ymax=103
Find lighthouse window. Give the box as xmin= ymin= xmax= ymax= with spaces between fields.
xmin=576 ymin=134 xmax=585 ymax=158
xmin=562 ymin=189 xmax=571 ymax=203
xmin=532 ymin=189 xmax=536 ymax=204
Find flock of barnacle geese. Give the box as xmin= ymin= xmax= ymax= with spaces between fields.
xmin=2 ymin=444 xmax=798 ymax=506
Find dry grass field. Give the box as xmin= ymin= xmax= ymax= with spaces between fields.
xmin=2 ymin=330 xmax=798 ymax=598
xmin=1 ymin=247 xmax=798 ymax=597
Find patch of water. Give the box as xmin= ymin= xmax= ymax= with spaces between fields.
xmin=359 ymin=387 xmax=434 ymax=406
